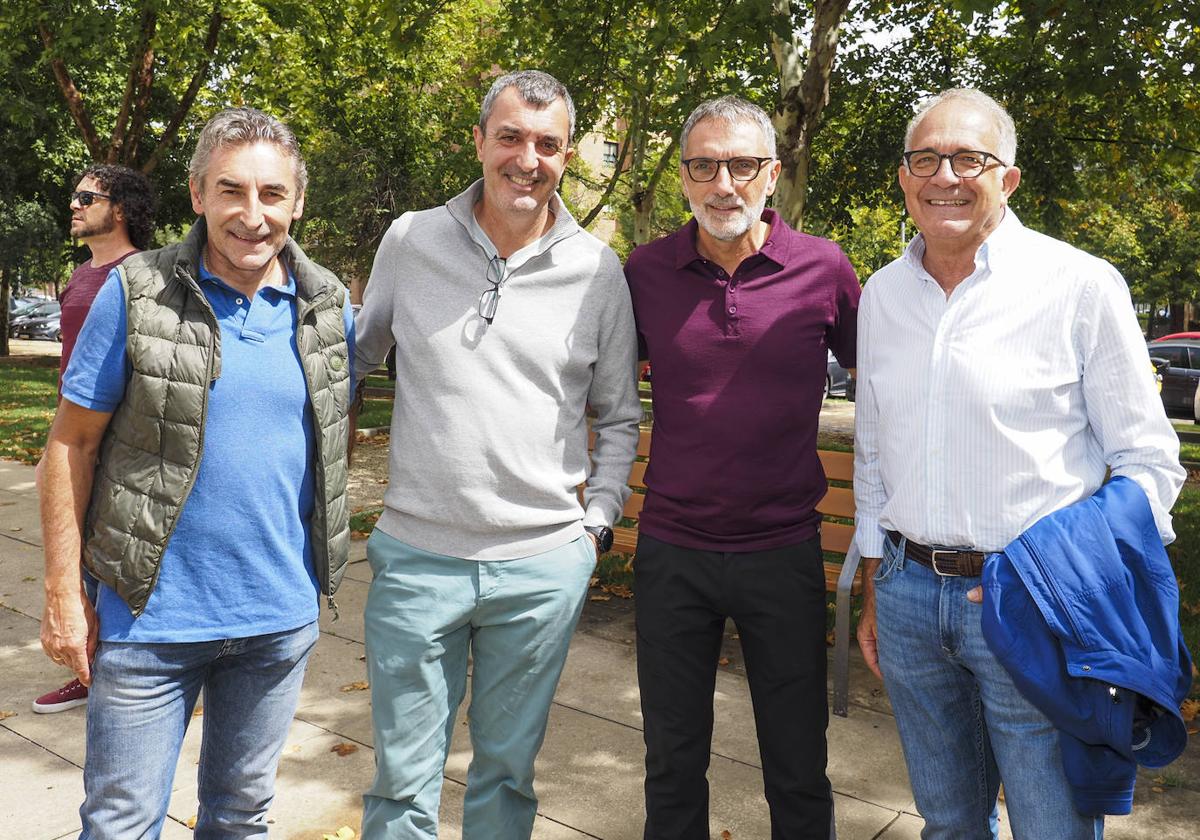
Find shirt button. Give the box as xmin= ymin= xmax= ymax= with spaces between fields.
xmin=728 ymin=306 xmax=737 ymax=314
xmin=235 ymin=297 xmax=244 ymax=305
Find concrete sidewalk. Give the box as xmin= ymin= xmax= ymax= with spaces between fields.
xmin=1 ymin=458 xmax=1197 ymax=839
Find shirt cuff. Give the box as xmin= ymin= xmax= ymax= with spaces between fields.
xmin=854 ymin=518 xmax=887 ymax=559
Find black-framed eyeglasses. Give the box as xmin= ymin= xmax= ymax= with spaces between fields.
xmin=901 ymin=149 xmax=1008 ymax=179
xmin=681 ymin=156 xmax=774 ymax=183
xmin=71 ymin=190 xmax=112 ymax=207
xmin=478 ymin=255 xmax=507 ymax=325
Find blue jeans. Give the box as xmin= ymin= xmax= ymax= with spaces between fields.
xmin=79 ymin=621 xmax=320 ymax=840
xmin=873 ymin=537 xmax=1103 ymax=840
xmin=361 ymin=530 xmax=596 ymax=839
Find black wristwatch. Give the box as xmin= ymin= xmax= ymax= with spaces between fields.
xmin=584 ymin=525 xmax=614 ymax=553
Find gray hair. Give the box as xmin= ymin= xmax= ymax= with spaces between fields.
xmin=479 ymin=70 xmax=576 ymax=145
xmin=904 ymin=88 xmax=1018 ymax=165
xmin=680 ymin=96 xmax=777 ymax=159
xmin=189 ymin=107 xmax=308 ymax=194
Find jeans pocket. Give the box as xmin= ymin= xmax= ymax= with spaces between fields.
xmin=872 ymin=537 xmax=903 ymax=585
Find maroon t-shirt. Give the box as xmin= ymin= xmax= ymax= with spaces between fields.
xmin=624 ymin=209 xmax=860 ymax=551
xmin=59 ymin=251 xmax=137 ymax=383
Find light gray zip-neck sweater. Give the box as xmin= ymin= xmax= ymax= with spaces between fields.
xmin=354 ymin=180 xmax=640 ymax=560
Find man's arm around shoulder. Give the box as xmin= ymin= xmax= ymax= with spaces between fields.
xmin=39 ymin=401 xmax=113 ymax=686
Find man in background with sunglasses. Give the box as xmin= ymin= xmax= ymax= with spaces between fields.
xmin=31 ymin=164 xmax=156 ymax=716
xmin=624 ymin=96 xmax=860 ymax=838
xmin=353 ymin=70 xmax=639 ymax=838
xmin=853 ymin=88 xmax=1182 ymax=837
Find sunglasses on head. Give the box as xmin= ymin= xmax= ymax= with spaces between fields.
xmin=72 ymin=190 xmax=111 ymax=207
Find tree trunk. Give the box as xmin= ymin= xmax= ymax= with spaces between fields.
xmin=0 ymin=268 xmax=11 ymax=357
xmin=1170 ymin=301 xmax=1186 ymax=333
xmin=632 ymin=189 xmax=656 ymax=245
xmin=770 ymin=0 xmax=851 ymax=231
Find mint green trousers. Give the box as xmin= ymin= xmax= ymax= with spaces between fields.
xmin=361 ymin=529 xmax=595 ymax=839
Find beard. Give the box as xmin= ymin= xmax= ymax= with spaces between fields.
xmin=689 ymin=190 xmax=768 ymax=242
xmin=71 ymin=208 xmax=117 ymax=240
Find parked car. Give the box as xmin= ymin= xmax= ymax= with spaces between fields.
xmin=825 ymin=351 xmax=854 ymax=400
xmin=8 ymin=295 xmax=42 ymax=317
xmin=1147 ymin=339 xmax=1200 ymax=420
xmin=14 ymin=313 xmax=62 ymax=341
xmin=8 ymin=300 xmax=60 ymax=337
xmin=1152 ymin=332 xmax=1200 ymax=343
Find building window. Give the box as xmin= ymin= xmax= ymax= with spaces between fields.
xmin=602 ymin=140 xmax=619 ymax=168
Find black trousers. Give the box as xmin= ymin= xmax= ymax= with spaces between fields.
xmin=634 ymin=533 xmax=834 ymax=840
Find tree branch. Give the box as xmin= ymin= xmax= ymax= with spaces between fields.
xmin=38 ymin=23 xmax=104 ymax=160
xmin=142 ymin=8 xmax=223 ymax=175
xmin=110 ymin=7 xmax=157 ymax=164
xmin=579 ymin=119 xmax=640 ymax=228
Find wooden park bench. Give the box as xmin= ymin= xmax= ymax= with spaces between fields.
xmin=590 ymin=426 xmax=865 ymax=717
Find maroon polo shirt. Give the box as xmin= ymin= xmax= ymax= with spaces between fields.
xmin=624 ymin=209 xmax=860 ymax=551
xmin=59 ymin=251 xmax=137 ymax=385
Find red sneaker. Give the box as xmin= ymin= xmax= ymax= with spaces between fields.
xmin=31 ymin=678 xmax=89 ymax=714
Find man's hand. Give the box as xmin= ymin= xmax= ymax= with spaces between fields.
xmin=857 ymin=557 xmax=883 ymax=680
xmin=967 ymin=585 xmax=983 ymax=603
xmin=41 ymin=585 xmax=97 ymax=686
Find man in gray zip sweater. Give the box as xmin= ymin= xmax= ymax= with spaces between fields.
xmin=353 ymin=70 xmax=640 ymax=838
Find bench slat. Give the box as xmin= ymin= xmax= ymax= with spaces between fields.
xmin=816 ymin=486 xmax=855 ymax=519
xmin=818 ymin=449 xmax=854 ymax=482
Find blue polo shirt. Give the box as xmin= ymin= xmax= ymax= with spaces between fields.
xmin=62 ymin=258 xmax=355 ymax=643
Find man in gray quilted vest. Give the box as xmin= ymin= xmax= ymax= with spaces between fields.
xmin=37 ymin=107 xmax=355 ymax=838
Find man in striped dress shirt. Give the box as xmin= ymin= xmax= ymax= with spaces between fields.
xmin=852 ymin=88 xmax=1184 ymax=839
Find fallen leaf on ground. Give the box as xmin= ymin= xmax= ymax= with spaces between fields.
xmin=0 ymin=710 xmax=16 ymax=721
xmin=331 ymin=742 xmax=359 ymax=756
xmin=193 ymin=706 xmax=204 ymax=717
xmin=186 ymin=815 xmax=198 ymax=828
xmin=340 ymin=681 xmax=369 ymax=692
xmin=589 ymin=594 xmax=612 ymax=602
xmin=721 ymin=831 xmax=733 ymax=839
xmin=1181 ymin=699 xmax=1200 ymax=722
xmin=718 ymin=657 xmax=731 ymax=666
xmin=322 ymin=827 xmax=357 ymax=840
xmin=601 ymin=583 xmax=633 ymax=599
xmin=22 ymin=576 xmax=35 ymax=582
xmin=1152 ymin=786 xmax=1165 ymax=793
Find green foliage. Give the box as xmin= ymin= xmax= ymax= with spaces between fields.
xmin=825 ymin=205 xmax=904 ymax=282
xmin=498 ymin=0 xmax=775 ymax=242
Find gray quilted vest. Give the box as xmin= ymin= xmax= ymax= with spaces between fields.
xmin=82 ymin=218 xmax=352 ymax=616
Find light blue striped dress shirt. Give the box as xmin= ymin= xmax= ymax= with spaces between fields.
xmin=853 ymin=210 xmax=1184 ymax=559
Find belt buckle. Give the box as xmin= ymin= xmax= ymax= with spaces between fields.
xmin=929 ymin=549 xmax=959 ymax=576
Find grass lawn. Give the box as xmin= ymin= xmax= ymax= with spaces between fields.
xmin=1169 ymin=485 xmax=1200 ymax=674
xmin=0 ymin=357 xmax=58 ymax=465
xmin=357 ymin=397 xmax=393 ymax=430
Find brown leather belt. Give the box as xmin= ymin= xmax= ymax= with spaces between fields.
xmin=886 ymin=531 xmax=987 ymax=577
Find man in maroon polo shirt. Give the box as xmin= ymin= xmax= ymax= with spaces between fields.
xmin=624 ymin=96 xmax=859 ymax=839
xmin=32 ymin=163 xmax=155 ymax=714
